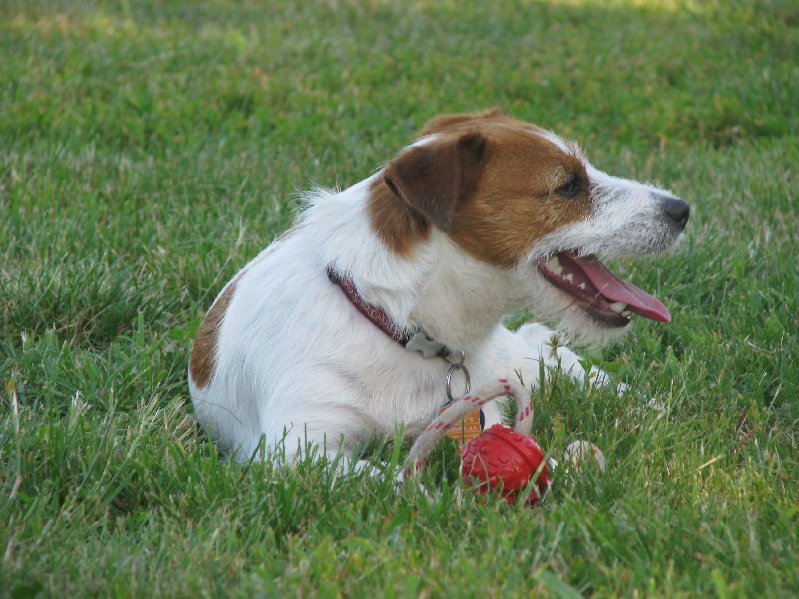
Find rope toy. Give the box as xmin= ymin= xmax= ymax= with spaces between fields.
xmin=404 ymin=378 xmax=530 ymax=467
xmin=404 ymin=378 xmax=551 ymax=505
xmin=404 ymin=377 xmax=609 ymax=506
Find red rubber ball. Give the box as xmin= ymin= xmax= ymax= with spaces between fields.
xmin=460 ymin=424 xmax=551 ymax=506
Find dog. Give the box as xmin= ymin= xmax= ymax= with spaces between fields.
xmin=188 ymin=108 xmax=689 ymax=468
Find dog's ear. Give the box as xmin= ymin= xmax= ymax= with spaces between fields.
xmin=383 ymin=132 xmax=487 ymax=232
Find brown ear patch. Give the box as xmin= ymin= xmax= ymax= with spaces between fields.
xmin=383 ymin=132 xmax=486 ymax=232
xmin=367 ymin=177 xmax=431 ymax=255
xmin=448 ymin=128 xmax=592 ymax=266
xmin=369 ymin=131 xmax=488 ymax=254
xmin=189 ymin=280 xmax=237 ymax=389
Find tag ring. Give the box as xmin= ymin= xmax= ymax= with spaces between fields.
xmin=445 ymin=352 xmax=471 ymax=403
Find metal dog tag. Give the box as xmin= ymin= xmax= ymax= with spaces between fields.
xmin=405 ymin=331 xmax=447 ymax=359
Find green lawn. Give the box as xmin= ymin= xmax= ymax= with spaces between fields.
xmin=2 ymin=0 xmax=798 ymax=596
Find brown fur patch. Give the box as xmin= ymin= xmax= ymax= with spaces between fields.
xmin=384 ymin=133 xmax=487 ymax=230
xmin=189 ymin=226 xmax=299 ymax=387
xmin=368 ymin=129 xmax=488 ymax=254
xmin=449 ymin=124 xmax=591 ymax=266
xmin=369 ymin=110 xmax=592 ymax=264
xmin=367 ymin=177 xmax=432 ymax=255
xmin=189 ymin=280 xmax=237 ymax=388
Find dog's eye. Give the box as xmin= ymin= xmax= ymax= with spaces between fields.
xmin=555 ymin=176 xmax=583 ymax=198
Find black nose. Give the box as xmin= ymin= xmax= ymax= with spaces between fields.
xmin=659 ymin=195 xmax=690 ymax=228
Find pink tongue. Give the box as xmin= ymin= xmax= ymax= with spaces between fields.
xmin=572 ymin=255 xmax=672 ymax=323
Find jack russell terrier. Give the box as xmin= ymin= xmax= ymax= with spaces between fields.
xmin=189 ymin=109 xmax=689 ymax=468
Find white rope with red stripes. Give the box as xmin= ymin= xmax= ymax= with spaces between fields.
xmin=404 ymin=377 xmax=533 ymax=473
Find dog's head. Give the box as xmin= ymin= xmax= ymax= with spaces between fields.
xmin=369 ymin=109 xmax=689 ymax=341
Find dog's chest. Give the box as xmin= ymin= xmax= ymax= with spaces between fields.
xmin=350 ymin=344 xmax=489 ymax=434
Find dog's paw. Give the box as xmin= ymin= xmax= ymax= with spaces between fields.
xmin=394 ymin=466 xmax=435 ymax=503
xmin=583 ymin=363 xmax=615 ymax=391
xmin=552 ymin=345 xmax=612 ymax=389
xmin=631 ymin=394 xmax=668 ymax=418
xmin=515 ymin=322 xmax=556 ymax=349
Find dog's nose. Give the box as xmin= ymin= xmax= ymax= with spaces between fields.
xmin=658 ymin=194 xmax=690 ymax=228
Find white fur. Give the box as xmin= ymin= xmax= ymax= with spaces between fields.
xmin=189 ymin=130 xmax=684 ymax=464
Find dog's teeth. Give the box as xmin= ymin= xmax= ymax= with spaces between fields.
xmin=546 ymin=256 xmax=563 ymax=275
xmin=578 ymin=283 xmax=586 ymax=290
xmin=621 ymin=310 xmax=631 ymax=317
xmin=609 ymin=302 xmax=628 ymax=313
xmin=564 ymin=273 xmax=574 ymax=283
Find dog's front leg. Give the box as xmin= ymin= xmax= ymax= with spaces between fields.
xmin=485 ymin=323 xmax=618 ymax=395
xmin=513 ymin=323 xmax=618 ymax=390
xmin=257 ymin=400 xmax=415 ymax=486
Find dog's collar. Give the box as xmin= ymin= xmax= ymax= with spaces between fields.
xmin=326 ymin=266 xmax=450 ymax=359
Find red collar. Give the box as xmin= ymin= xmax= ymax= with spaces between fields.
xmin=326 ymin=266 xmax=450 ymax=359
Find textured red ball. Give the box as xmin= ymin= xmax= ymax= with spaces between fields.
xmin=460 ymin=424 xmax=551 ymax=506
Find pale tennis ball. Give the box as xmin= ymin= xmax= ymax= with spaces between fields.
xmin=563 ymin=440 xmax=607 ymax=472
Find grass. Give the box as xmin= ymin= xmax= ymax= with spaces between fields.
xmin=1 ymin=0 xmax=798 ymax=596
